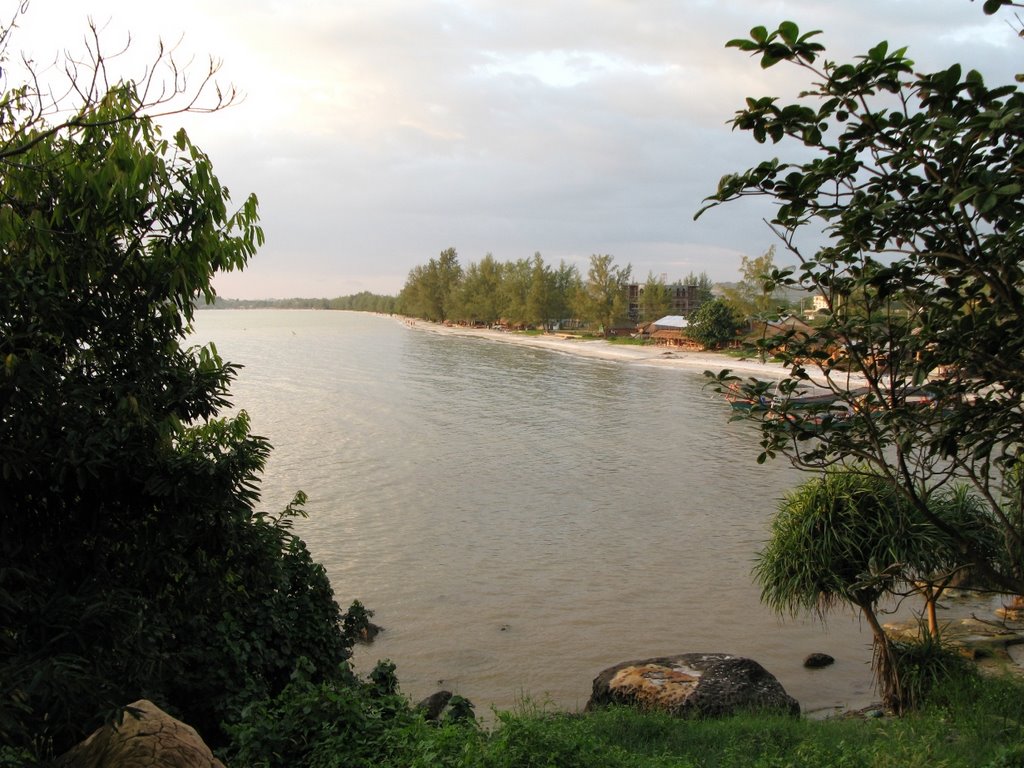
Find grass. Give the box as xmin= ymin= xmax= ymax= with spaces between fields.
xmin=227 ymin=670 xmax=1024 ymax=767
xmin=443 ymin=678 xmax=1024 ymax=767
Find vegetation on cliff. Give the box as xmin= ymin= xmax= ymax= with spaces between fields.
xmin=0 ymin=10 xmax=362 ymax=759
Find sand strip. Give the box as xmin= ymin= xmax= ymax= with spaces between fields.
xmin=397 ymin=318 xmax=799 ymax=380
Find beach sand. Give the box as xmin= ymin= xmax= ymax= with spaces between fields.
xmin=399 ymin=318 xmax=795 ymax=380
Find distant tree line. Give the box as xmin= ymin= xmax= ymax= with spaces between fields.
xmin=396 ymin=247 xmax=715 ymax=335
xmin=209 ymin=291 xmax=399 ymax=313
xmin=207 ymin=247 xmax=810 ymax=349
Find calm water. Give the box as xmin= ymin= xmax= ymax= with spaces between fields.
xmin=192 ymin=309 xmax=882 ymax=716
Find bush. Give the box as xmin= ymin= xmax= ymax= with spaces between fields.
xmin=223 ymin=660 xmax=476 ymax=768
xmin=0 ymin=29 xmax=353 ymax=757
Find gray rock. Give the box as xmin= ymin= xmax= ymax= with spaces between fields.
xmin=415 ymin=690 xmax=476 ymax=725
xmin=803 ymin=652 xmax=835 ymax=669
xmin=416 ymin=690 xmax=453 ymax=721
xmin=586 ymin=653 xmax=799 ymax=717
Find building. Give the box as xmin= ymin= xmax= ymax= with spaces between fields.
xmin=645 ymin=315 xmax=704 ymax=349
xmin=627 ymin=282 xmax=705 ymax=323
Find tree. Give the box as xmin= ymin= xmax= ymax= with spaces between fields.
xmin=686 ymin=298 xmax=740 ymax=349
xmin=639 ymin=271 xmax=671 ymax=322
xmin=415 ymin=247 xmax=462 ymax=322
xmin=499 ymin=257 xmax=532 ymax=327
xmin=0 ymin=17 xmax=355 ymax=757
xmin=755 ymin=468 xmax=998 ymax=712
xmin=550 ymin=260 xmax=582 ymax=328
xmin=682 ymin=270 xmax=715 ymax=305
xmin=696 ymin=10 xmax=1024 ymax=596
xmin=575 ymin=254 xmax=632 ymax=336
xmin=720 ymin=246 xmax=781 ymax=322
xmin=452 ymin=253 xmax=502 ymax=325
xmin=397 ymin=248 xmax=463 ymax=322
xmin=397 ymin=263 xmax=430 ymax=318
xmin=0 ymin=12 xmax=238 ymax=165
xmin=525 ymin=252 xmax=556 ymax=329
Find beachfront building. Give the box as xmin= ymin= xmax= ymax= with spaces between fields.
xmin=644 ymin=315 xmax=704 ymax=349
xmin=627 ymin=282 xmax=705 ymax=323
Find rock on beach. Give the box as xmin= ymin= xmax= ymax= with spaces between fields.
xmin=586 ymin=653 xmax=800 ymax=717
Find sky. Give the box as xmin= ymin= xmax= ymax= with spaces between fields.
xmin=10 ymin=1 xmax=1023 ymax=298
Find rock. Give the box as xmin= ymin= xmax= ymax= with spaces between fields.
xmin=995 ymin=607 xmax=1023 ymax=622
xmin=54 ymin=699 xmax=224 ymax=768
xmin=586 ymin=653 xmax=799 ymax=718
xmin=415 ymin=691 xmax=477 ymax=725
xmin=356 ymin=621 xmax=383 ymax=643
xmin=416 ymin=690 xmax=453 ymax=722
xmin=803 ymin=652 xmax=835 ymax=669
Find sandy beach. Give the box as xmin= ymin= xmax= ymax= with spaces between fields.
xmin=399 ymin=318 xmax=795 ymax=380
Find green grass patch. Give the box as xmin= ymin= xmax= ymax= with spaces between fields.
xmin=220 ymin=669 xmax=1024 ymax=767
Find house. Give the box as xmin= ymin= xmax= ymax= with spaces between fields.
xmin=801 ymin=293 xmax=829 ymax=320
xmin=645 ymin=315 xmax=702 ymax=349
xmin=747 ymin=315 xmax=818 ymax=358
xmin=762 ymin=315 xmax=815 ymax=337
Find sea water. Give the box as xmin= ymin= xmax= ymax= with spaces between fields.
xmin=191 ymin=309 xmax=883 ymax=716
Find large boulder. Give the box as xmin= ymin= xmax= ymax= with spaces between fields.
xmin=586 ymin=653 xmax=799 ymax=717
xmin=54 ymin=699 xmax=225 ymax=768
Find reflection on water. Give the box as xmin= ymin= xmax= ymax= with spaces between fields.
xmin=192 ymin=310 xmax=884 ymax=716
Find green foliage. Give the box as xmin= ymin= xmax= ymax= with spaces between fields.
xmin=575 ymin=254 xmax=633 ymax=335
xmin=498 ymin=257 xmax=533 ymax=327
xmin=681 ymin=270 xmax=716 ymax=305
xmin=525 ymin=252 xmax=557 ymax=330
xmin=449 ymin=253 xmax=505 ymax=326
xmin=0 ymin=26 xmax=353 ymax=758
xmin=687 ymin=298 xmax=741 ymax=349
xmin=398 ymin=247 xmax=462 ymax=322
xmin=223 ymin=662 xmax=483 ymax=768
xmin=218 ymin=669 xmax=1024 ymax=766
xmin=698 ymin=9 xmax=1024 ymax=597
xmin=889 ymin=635 xmax=972 ymax=713
xmin=755 ymin=470 xmax=997 ymax=619
xmin=210 ymin=292 xmax=399 ymax=312
xmin=477 ymin=710 xmax=635 ymax=768
xmin=342 ymin=599 xmax=376 ymax=643
xmin=241 ymin=681 xmax=1024 ymax=766
xmin=754 ymin=467 xmax=998 ymax=711
xmin=638 ymin=272 xmax=671 ymax=323
xmin=398 ymin=250 xmax=631 ymax=332
xmin=720 ymin=246 xmax=787 ymax=321
xmin=0 ymin=746 xmax=36 ymax=768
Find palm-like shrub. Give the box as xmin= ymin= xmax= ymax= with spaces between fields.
xmin=755 ymin=468 xmax=998 ymax=711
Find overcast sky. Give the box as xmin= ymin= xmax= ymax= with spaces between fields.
xmin=12 ymin=1 xmax=1022 ymax=298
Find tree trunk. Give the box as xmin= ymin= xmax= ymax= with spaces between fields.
xmin=858 ymin=599 xmax=903 ymax=713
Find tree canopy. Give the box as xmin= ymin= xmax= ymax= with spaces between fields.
xmin=574 ymin=255 xmax=633 ymax=335
xmin=698 ymin=8 xmax=1024 ymax=597
xmin=0 ymin=16 xmax=356 ymax=758
xmin=720 ymin=246 xmax=787 ymax=322
xmin=400 ymin=250 xmax=592 ymax=331
xmin=756 ymin=468 xmax=998 ymax=710
xmin=687 ymin=298 xmax=741 ymax=349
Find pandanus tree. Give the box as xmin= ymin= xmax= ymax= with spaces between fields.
xmin=754 ymin=468 xmax=998 ymax=712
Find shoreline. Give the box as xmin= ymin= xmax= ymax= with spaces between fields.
xmin=397 ymin=318 xmax=796 ymax=380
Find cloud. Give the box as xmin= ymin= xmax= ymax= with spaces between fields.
xmin=11 ymin=0 xmax=1022 ymax=297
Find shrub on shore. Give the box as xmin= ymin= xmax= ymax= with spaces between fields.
xmin=218 ymin=664 xmax=1024 ymax=767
